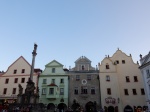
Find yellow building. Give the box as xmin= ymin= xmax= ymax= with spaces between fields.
xmin=99 ymin=49 xmax=147 ymax=112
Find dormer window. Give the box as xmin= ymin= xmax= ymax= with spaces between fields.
xmin=52 ymin=68 xmax=55 ymax=73
xmin=106 ymin=64 xmax=109 ymax=69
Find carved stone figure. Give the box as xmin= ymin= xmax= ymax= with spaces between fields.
xmin=25 ymin=81 xmax=35 ymax=95
xmin=18 ymin=84 xmax=23 ymax=95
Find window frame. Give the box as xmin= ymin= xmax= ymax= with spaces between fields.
xmin=21 ymin=78 xmax=25 ymax=83
xmin=134 ymin=76 xmax=138 ymax=82
xmin=91 ymin=87 xmax=95 ymax=94
xmin=106 ymin=75 xmax=110 ymax=81
xmin=124 ymin=89 xmax=129 ymax=95
xmin=106 ymin=64 xmax=110 ymax=69
xmin=74 ymin=87 xmax=78 ymax=95
xmin=122 ymin=60 xmax=125 ymax=64
xmin=76 ymin=75 xmax=80 ymax=81
xmin=81 ymin=86 xmax=88 ymax=94
xmin=87 ymin=75 xmax=91 ymax=80
xmin=141 ymin=88 xmax=145 ymax=95
xmin=126 ymin=76 xmax=130 ymax=82
xmin=12 ymin=88 xmax=16 ymax=94
xmin=49 ymin=88 xmax=54 ymax=95
xmin=107 ymin=88 xmax=111 ymax=95
xmin=14 ymin=78 xmax=18 ymax=83
xmin=60 ymin=79 xmax=64 ymax=83
xmin=5 ymin=78 xmax=9 ymax=84
xmin=21 ymin=69 xmax=25 ymax=73
xmin=3 ymin=88 xmax=7 ymax=94
xmin=52 ymin=68 xmax=55 ymax=73
xmin=14 ymin=69 xmax=17 ymax=74
xmin=60 ymin=88 xmax=64 ymax=95
xmin=132 ymin=89 xmax=137 ymax=95
xmin=42 ymin=88 xmax=46 ymax=95
xmin=43 ymin=79 xmax=47 ymax=84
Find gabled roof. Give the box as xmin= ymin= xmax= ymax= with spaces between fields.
xmin=75 ymin=56 xmax=91 ymax=63
xmin=45 ymin=60 xmax=63 ymax=67
xmin=4 ymin=56 xmax=31 ymax=74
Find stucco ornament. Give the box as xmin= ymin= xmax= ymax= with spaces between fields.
xmin=81 ymin=79 xmax=87 ymax=85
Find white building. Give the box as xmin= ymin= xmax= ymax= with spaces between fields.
xmin=99 ymin=49 xmax=147 ymax=112
xmin=0 ymin=56 xmax=41 ymax=105
xmin=139 ymin=52 xmax=150 ymax=111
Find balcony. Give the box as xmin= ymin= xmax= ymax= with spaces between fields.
xmin=46 ymin=94 xmax=59 ymax=99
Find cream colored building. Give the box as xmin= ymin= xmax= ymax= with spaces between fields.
xmin=0 ymin=56 xmax=41 ymax=105
xmin=99 ymin=49 xmax=147 ymax=112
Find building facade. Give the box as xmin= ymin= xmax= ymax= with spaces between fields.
xmin=99 ymin=50 xmax=147 ymax=112
xmin=38 ymin=60 xmax=68 ymax=112
xmin=0 ymin=56 xmax=41 ymax=106
xmin=68 ymin=56 xmax=100 ymax=112
xmin=139 ymin=52 xmax=150 ymax=111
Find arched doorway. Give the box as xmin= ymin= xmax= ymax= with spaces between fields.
xmin=124 ymin=105 xmax=133 ymax=112
xmin=85 ymin=101 xmax=96 ymax=112
xmin=58 ymin=103 xmax=67 ymax=112
xmin=71 ymin=102 xmax=80 ymax=111
xmin=108 ymin=106 xmax=114 ymax=112
xmin=47 ymin=103 xmax=55 ymax=111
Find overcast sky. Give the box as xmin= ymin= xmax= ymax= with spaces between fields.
xmin=0 ymin=0 xmax=150 ymax=71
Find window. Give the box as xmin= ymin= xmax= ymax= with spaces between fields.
xmin=76 ymin=75 xmax=80 ymax=81
xmin=43 ymin=79 xmax=47 ymax=84
xmin=122 ymin=60 xmax=125 ymax=64
xmin=124 ymin=89 xmax=129 ymax=95
xmin=126 ymin=76 xmax=130 ymax=82
xmin=52 ymin=68 xmax=55 ymax=73
xmin=106 ymin=75 xmax=110 ymax=81
xmin=81 ymin=86 xmax=88 ymax=94
xmin=132 ymin=89 xmax=137 ymax=95
xmin=60 ymin=79 xmax=64 ymax=83
xmin=87 ymin=75 xmax=91 ymax=80
xmin=116 ymin=60 xmax=119 ymax=64
xmin=60 ymin=88 xmax=64 ymax=95
xmin=5 ymin=79 xmax=9 ymax=84
xmin=14 ymin=78 xmax=18 ymax=83
xmin=134 ymin=76 xmax=138 ymax=82
xmin=91 ymin=87 xmax=95 ymax=94
xmin=21 ymin=69 xmax=25 ymax=73
xmin=49 ymin=88 xmax=54 ymax=95
xmin=52 ymin=79 xmax=55 ymax=84
xmin=106 ymin=64 xmax=109 ymax=69
xmin=12 ymin=88 xmax=16 ymax=94
xmin=141 ymin=88 xmax=145 ymax=95
xmin=74 ymin=87 xmax=78 ymax=95
xmin=82 ymin=65 xmax=84 ymax=70
xmin=21 ymin=78 xmax=25 ymax=83
xmin=3 ymin=88 xmax=7 ymax=94
xmin=107 ymin=88 xmax=111 ymax=95
xmin=14 ymin=69 xmax=17 ymax=74
xmin=42 ymin=88 xmax=46 ymax=95
xmin=146 ymin=69 xmax=150 ymax=78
